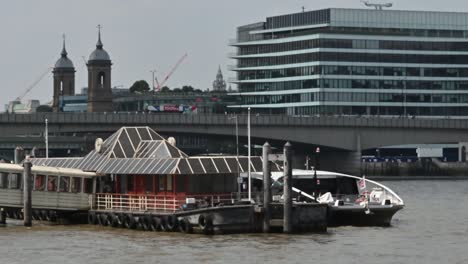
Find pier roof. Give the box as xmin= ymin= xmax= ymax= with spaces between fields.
xmin=32 ymin=126 xmax=281 ymax=175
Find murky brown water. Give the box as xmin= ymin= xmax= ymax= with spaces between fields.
xmin=1 ymin=181 xmax=467 ymax=264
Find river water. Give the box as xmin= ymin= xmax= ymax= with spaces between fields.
xmin=0 ymin=181 xmax=467 ymax=264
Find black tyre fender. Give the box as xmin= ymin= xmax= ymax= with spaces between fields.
xmin=123 ymin=214 xmax=137 ymax=229
xmin=87 ymin=212 xmax=97 ymax=225
xmin=32 ymin=210 xmax=40 ymax=221
xmin=111 ymin=213 xmax=122 ymax=227
xmin=165 ymin=215 xmax=178 ymax=231
xmin=104 ymin=214 xmax=112 ymax=226
xmin=48 ymin=211 xmax=57 ymax=222
xmin=178 ymin=217 xmax=193 ymax=234
xmin=198 ymin=213 xmax=213 ymax=231
xmin=139 ymin=215 xmax=151 ymax=231
xmin=96 ymin=214 xmax=105 ymax=226
xmin=41 ymin=210 xmax=50 ymax=221
xmin=150 ymin=217 xmax=161 ymax=232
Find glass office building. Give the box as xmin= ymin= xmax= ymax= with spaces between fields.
xmin=229 ymin=8 xmax=468 ymax=116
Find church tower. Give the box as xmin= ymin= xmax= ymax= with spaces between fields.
xmin=212 ymin=66 xmax=227 ymax=91
xmin=87 ymin=25 xmax=113 ymax=112
xmin=52 ymin=35 xmax=75 ymax=112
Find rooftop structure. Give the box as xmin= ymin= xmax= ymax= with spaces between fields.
xmin=213 ymin=66 xmax=227 ymax=91
xmin=229 ymin=8 xmax=468 ymax=117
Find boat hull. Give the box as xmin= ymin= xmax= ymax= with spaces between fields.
xmin=327 ymin=204 xmax=404 ymax=227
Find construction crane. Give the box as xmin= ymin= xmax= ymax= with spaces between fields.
xmin=361 ymin=1 xmax=393 ymax=10
xmin=15 ymin=67 xmax=52 ymax=102
xmin=154 ymin=53 xmax=188 ymax=91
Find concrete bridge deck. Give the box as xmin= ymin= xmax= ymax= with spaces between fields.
xmin=1 ymin=113 xmax=468 ymax=152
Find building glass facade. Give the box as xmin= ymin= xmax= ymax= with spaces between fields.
xmin=229 ymin=8 xmax=468 ymax=117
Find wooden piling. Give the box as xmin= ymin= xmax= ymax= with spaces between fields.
xmin=23 ymin=157 xmax=32 ymax=227
xmin=283 ymin=142 xmax=293 ymax=233
xmin=262 ymin=142 xmax=272 ymax=233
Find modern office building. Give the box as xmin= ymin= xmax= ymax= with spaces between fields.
xmin=229 ymin=8 xmax=468 ymax=117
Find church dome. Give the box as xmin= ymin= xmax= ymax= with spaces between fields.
xmin=88 ymin=27 xmax=111 ymax=62
xmin=54 ymin=37 xmax=74 ymax=69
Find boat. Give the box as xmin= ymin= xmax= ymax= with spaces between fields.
xmin=248 ymin=169 xmax=405 ymax=227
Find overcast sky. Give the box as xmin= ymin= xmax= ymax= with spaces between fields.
xmin=1 ymin=0 xmax=468 ymax=107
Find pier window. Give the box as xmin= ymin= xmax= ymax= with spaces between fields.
xmin=48 ymin=176 xmax=57 ymax=192
xmin=34 ymin=175 xmax=46 ymax=191
xmin=71 ymin=177 xmax=82 ymax=193
xmin=0 ymin=173 xmax=7 ymax=189
xmin=8 ymin=173 xmax=20 ymax=189
xmin=59 ymin=176 xmax=70 ymax=192
xmin=84 ymin=178 xmax=93 ymax=194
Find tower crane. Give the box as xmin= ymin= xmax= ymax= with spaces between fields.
xmin=154 ymin=53 xmax=188 ymax=91
xmin=15 ymin=67 xmax=53 ymax=102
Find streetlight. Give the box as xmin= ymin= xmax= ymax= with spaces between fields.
xmin=45 ymin=118 xmax=48 ymax=159
xmin=313 ymin=147 xmax=320 ymax=199
xmin=227 ymin=114 xmax=241 ymax=199
xmin=150 ymin=70 xmax=157 ymax=91
xmin=248 ymin=107 xmax=252 ymax=201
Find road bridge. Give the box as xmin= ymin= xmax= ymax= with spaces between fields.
xmin=1 ymin=113 xmax=468 ymax=174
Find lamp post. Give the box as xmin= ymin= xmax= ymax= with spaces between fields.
xmin=150 ymin=70 xmax=157 ymax=91
xmin=45 ymin=118 xmax=48 ymax=159
xmin=228 ymin=114 xmax=240 ymax=199
xmin=248 ymin=107 xmax=252 ymax=201
xmin=313 ymin=147 xmax=320 ymax=199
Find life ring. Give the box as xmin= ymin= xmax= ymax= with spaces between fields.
xmin=198 ymin=213 xmax=213 ymax=234
xmin=88 ymin=212 xmax=97 ymax=225
xmin=178 ymin=217 xmax=193 ymax=234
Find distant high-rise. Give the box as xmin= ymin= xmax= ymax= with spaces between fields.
xmin=213 ymin=66 xmax=227 ymax=91
xmin=52 ymin=36 xmax=75 ymax=112
xmin=230 ymin=8 xmax=468 ymax=117
xmin=87 ymin=26 xmax=113 ymax=112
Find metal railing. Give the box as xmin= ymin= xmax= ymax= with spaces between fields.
xmin=93 ymin=193 xmax=237 ymax=213
xmin=94 ymin=193 xmax=185 ymax=212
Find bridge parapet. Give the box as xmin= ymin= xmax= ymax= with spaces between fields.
xmin=1 ymin=113 xmax=468 ymax=130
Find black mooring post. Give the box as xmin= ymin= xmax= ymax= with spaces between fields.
xmin=23 ymin=157 xmax=32 ymax=227
xmin=283 ymin=142 xmax=293 ymax=233
xmin=262 ymin=142 xmax=272 ymax=233
xmin=0 ymin=208 xmax=6 ymax=225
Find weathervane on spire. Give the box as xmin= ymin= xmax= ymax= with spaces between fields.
xmin=96 ymin=24 xmax=103 ymax=48
xmin=61 ymin=33 xmax=67 ymax=57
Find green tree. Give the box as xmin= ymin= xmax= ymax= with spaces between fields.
xmin=129 ymin=80 xmax=150 ymax=94
xmin=182 ymin=85 xmax=195 ymax=93
xmin=173 ymin=88 xmax=182 ymax=93
xmin=160 ymin=86 xmax=170 ymax=93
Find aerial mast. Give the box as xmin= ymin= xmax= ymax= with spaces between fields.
xmin=361 ymin=1 xmax=393 ymax=10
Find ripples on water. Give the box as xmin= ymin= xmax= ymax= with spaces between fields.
xmin=1 ymin=181 xmax=467 ymax=264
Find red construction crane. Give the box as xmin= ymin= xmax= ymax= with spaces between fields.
xmin=15 ymin=67 xmax=53 ymax=101
xmin=155 ymin=53 xmax=188 ymax=91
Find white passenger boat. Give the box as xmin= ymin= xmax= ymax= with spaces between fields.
xmin=249 ymin=169 xmax=405 ymax=227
